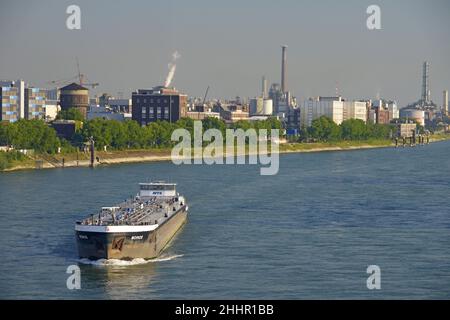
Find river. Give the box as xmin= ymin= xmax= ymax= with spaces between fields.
xmin=0 ymin=141 xmax=449 ymax=299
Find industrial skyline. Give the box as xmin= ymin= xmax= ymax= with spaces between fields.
xmin=1 ymin=0 xmax=450 ymax=106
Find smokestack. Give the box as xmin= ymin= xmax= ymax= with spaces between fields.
xmin=421 ymin=61 xmax=430 ymax=104
xmin=262 ymin=76 xmax=267 ymax=99
xmin=281 ymin=45 xmax=288 ymax=93
xmin=444 ymin=90 xmax=449 ymax=115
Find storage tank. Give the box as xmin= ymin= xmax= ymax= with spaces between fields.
xmin=400 ymin=109 xmax=425 ymax=126
xmin=249 ymin=98 xmax=264 ymax=116
xmin=60 ymin=82 xmax=89 ymax=119
xmin=262 ymin=99 xmax=273 ymax=115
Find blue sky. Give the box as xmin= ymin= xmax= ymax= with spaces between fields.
xmin=0 ymin=0 xmax=449 ymax=106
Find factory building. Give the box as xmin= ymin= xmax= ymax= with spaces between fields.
xmin=186 ymin=104 xmax=220 ymax=120
xmin=268 ymin=46 xmax=297 ymax=118
xmin=59 ymin=83 xmax=89 ymax=119
xmin=387 ymin=101 xmax=399 ymax=121
xmin=109 ymin=98 xmax=132 ymax=114
xmin=300 ymin=97 xmax=344 ymax=127
xmin=404 ymin=61 xmax=438 ymax=118
xmin=249 ymin=97 xmax=273 ymax=116
xmin=87 ymin=106 xmax=131 ymax=121
xmin=132 ymin=86 xmax=187 ymax=126
xmin=216 ymin=104 xmax=249 ymax=123
xmin=221 ymin=109 xmax=249 ymax=123
xmin=343 ymin=101 xmax=368 ymax=123
xmin=286 ymin=108 xmax=301 ymax=130
xmin=186 ymin=111 xmax=220 ymax=120
xmin=370 ymin=100 xmax=399 ymax=124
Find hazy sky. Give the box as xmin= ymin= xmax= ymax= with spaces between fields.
xmin=1 ymin=0 xmax=449 ymax=107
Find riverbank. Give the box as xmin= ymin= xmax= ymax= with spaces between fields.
xmin=2 ymin=134 xmax=449 ymax=172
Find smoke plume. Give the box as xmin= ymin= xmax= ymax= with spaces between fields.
xmin=164 ymin=51 xmax=180 ymax=87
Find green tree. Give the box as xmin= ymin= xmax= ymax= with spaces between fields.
xmin=56 ymin=108 xmax=84 ymax=121
xmin=367 ymin=123 xmax=393 ymax=139
xmin=124 ymin=120 xmax=145 ymax=148
xmin=309 ymin=116 xmax=341 ymax=141
xmin=201 ymin=117 xmax=226 ymax=135
xmin=4 ymin=119 xmax=60 ymax=153
xmin=341 ymin=119 xmax=368 ymax=140
xmin=81 ymin=118 xmax=112 ymax=149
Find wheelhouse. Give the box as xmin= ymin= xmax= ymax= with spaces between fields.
xmin=139 ymin=182 xmax=177 ymax=197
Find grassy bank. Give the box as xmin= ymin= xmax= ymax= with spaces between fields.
xmin=279 ymin=139 xmax=393 ymax=153
xmin=0 ymin=151 xmax=35 ymax=171
xmin=2 ymin=134 xmax=450 ymax=172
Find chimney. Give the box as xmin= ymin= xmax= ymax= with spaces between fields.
xmin=421 ymin=61 xmax=430 ymax=104
xmin=444 ymin=90 xmax=449 ymax=115
xmin=262 ymin=76 xmax=267 ymax=99
xmin=281 ymin=45 xmax=288 ymax=93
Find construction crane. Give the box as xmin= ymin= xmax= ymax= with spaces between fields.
xmin=202 ymin=86 xmax=210 ymax=106
xmin=47 ymin=58 xmax=99 ymax=89
xmin=76 ymin=57 xmax=99 ymax=88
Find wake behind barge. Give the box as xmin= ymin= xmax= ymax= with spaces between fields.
xmin=75 ymin=181 xmax=188 ymax=260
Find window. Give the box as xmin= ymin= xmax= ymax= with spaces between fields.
xmin=140 ymin=184 xmax=175 ymax=191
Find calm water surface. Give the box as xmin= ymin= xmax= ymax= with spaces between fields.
xmin=0 ymin=141 xmax=449 ymax=299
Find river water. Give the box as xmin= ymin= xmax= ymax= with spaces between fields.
xmin=0 ymin=141 xmax=449 ymax=299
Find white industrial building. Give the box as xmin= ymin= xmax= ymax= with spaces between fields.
xmin=300 ymin=97 xmax=344 ymax=127
xmin=343 ymin=101 xmax=368 ymax=123
xmin=387 ymin=101 xmax=399 ymax=120
xmin=44 ymin=100 xmax=60 ymax=121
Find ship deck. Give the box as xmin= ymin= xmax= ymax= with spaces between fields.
xmin=77 ymin=196 xmax=185 ymax=227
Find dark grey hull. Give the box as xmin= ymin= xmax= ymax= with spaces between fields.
xmin=76 ymin=207 xmax=187 ymax=260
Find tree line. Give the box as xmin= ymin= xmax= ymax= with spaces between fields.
xmin=298 ymin=116 xmax=394 ymax=142
xmin=0 ymin=119 xmax=61 ymax=153
xmin=0 ymin=110 xmax=395 ymax=155
xmin=0 ymin=110 xmax=283 ymax=154
xmin=73 ymin=116 xmax=283 ymax=150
